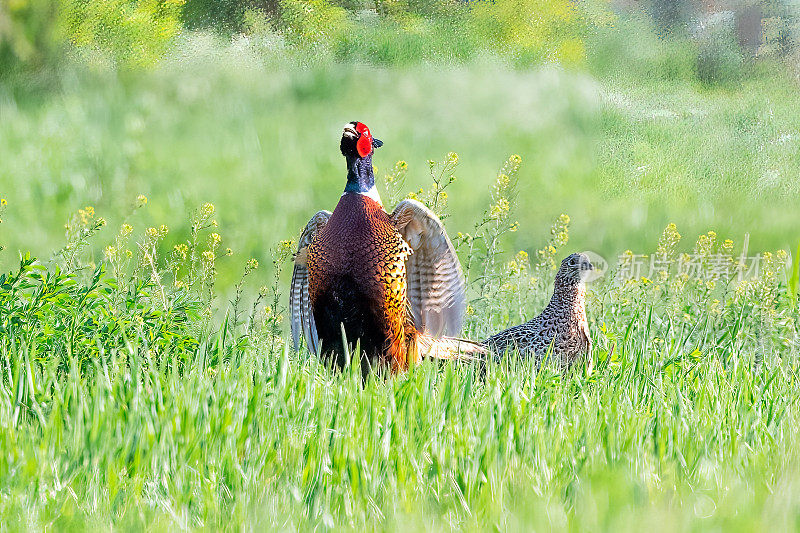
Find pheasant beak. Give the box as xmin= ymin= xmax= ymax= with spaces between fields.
xmin=343 ymin=124 xmax=358 ymax=140
xmin=372 ymin=138 xmax=383 ymax=148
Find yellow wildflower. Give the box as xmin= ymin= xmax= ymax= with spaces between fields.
xmin=490 ymin=198 xmax=510 ymax=219
xmin=174 ymin=244 xmax=189 ymax=260
xmin=496 ymin=173 xmax=510 ymax=189
xmin=201 ymin=202 xmax=215 ymax=216
xmin=79 ymin=206 xmax=95 ymax=224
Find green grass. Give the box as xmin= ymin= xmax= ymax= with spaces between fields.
xmin=2 ymin=29 xmax=800 ymax=531
xmin=1 ymin=223 xmax=799 ymax=529
xmin=4 ymin=344 xmax=800 ymax=530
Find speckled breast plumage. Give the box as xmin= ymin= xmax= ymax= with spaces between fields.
xmin=306 ymin=193 xmax=414 ymax=370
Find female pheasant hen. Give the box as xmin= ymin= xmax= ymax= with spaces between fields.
xmin=484 ymin=252 xmax=593 ymax=369
xmin=291 ymin=121 xmax=485 ymax=373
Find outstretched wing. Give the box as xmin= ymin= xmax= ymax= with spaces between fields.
xmin=290 ymin=210 xmax=331 ymax=355
xmin=390 ymin=199 xmax=466 ymax=337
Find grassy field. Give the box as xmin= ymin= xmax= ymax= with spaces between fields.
xmin=2 ymin=22 xmax=800 ymax=532
xmin=1 ymin=34 xmax=799 ymax=289
xmin=1 ymin=213 xmax=799 ymax=529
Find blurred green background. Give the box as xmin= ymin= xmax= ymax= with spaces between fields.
xmin=1 ymin=0 xmax=799 ymax=288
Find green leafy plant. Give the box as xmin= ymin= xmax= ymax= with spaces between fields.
xmin=788 ymin=240 xmax=800 ymax=309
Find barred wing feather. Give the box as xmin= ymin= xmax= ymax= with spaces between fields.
xmin=390 ymin=199 xmax=466 ymax=337
xmin=290 ymin=210 xmax=331 ymax=355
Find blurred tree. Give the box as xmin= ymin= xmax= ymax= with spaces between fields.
xmin=1 ymin=0 xmax=187 ymax=75
xmin=278 ymin=0 xmax=350 ymax=45
xmin=182 ymin=0 xmax=280 ymax=33
xmin=61 ymin=0 xmax=186 ymax=68
xmin=0 ymin=0 xmax=64 ymax=77
xmin=648 ymin=0 xmax=695 ymax=34
xmin=468 ymin=0 xmax=587 ymax=65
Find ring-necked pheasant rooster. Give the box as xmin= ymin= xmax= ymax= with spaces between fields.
xmin=484 ymin=252 xmax=593 ymax=370
xmin=291 ymin=121 xmax=485 ymax=373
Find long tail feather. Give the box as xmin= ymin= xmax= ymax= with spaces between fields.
xmin=414 ymin=333 xmax=487 ymax=362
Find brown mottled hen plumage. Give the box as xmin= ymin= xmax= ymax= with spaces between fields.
xmin=484 ymin=252 xmax=593 ymax=369
xmin=291 ymin=121 xmax=485 ymax=373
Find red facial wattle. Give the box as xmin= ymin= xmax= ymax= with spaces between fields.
xmin=355 ymin=122 xmax=373 ymax=158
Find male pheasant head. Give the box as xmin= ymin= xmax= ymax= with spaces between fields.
xmin=341 ymin=121 xmax=384 ymax=199
xmin=341 ymin=121 xmax=383 ymax=160
xmin=556 ymin=252 xmax=595 ymax=285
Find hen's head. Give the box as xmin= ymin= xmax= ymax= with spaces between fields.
xmin=556 ymin=252 xmax=595 ymax=284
